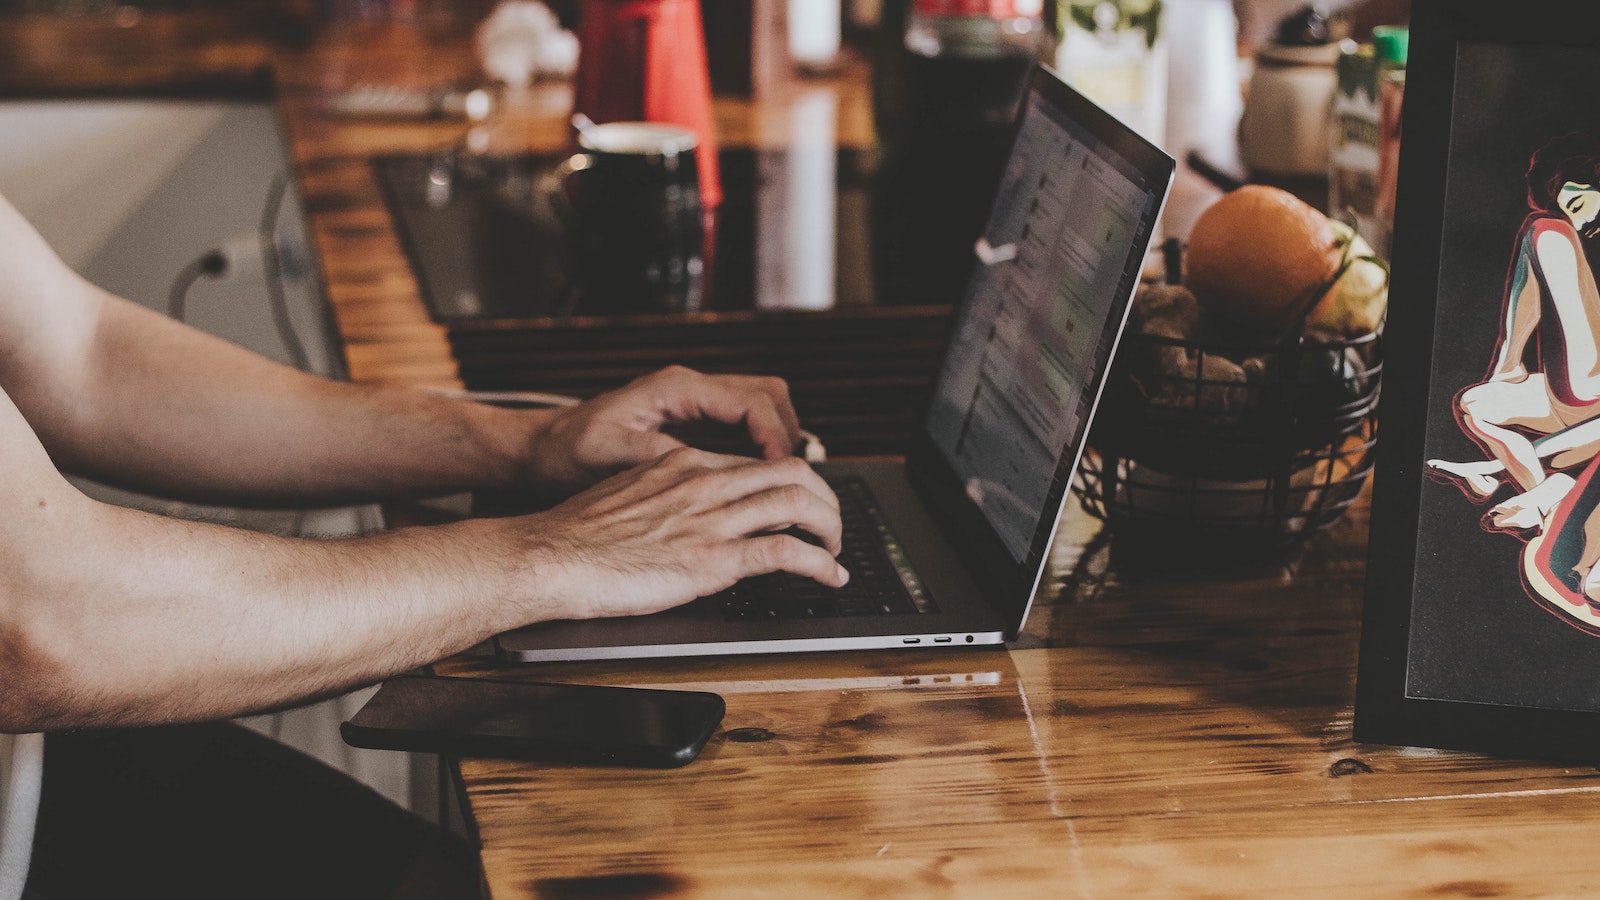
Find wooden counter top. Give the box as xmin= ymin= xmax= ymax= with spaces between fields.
xmin=0 ymin=9 xmax=293 ymax=99
xmin=435 ymin=495 xmax=1600 ymax=898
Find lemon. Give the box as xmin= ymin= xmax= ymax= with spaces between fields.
xmin=1307 ymin=220 xmax=1388 ymax=336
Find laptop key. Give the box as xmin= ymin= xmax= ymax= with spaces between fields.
xmin=836 ymin=596 xmax=877 ymax=616
xmin=714 ymin=475 xmax=933 ymax=621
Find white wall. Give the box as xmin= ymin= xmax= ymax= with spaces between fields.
xmin=0 ymin=100 xmax=220 ymax=270
xmin=0 ymin=100 xmax=421 ymax=813
xmin=1 ymin=100 xmax=340 ymax=375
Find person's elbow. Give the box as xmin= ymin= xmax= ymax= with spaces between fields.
xmin=0 ymin=580 xmax=79 ymax=734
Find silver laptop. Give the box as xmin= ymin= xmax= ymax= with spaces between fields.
xmin=496 ymin=67 xmax=1173 ymax=663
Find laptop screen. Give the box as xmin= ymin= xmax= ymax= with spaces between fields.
xmin=923 ymin=69 xmax=1171 ymax=566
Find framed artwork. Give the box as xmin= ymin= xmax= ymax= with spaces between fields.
xmin=1355 ymin=0 xmax=1600 ymax=761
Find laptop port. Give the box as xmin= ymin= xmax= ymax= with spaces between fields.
xmin=934 ymin=636 xmax=953 ymax=643
xmin=902 ymin=638 xmax=921 ymax=644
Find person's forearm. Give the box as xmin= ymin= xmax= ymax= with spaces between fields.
xmin=2 ymin=485 xmax=542 ymax=731
xmin=30 ymin=289 xmax=552 ymax=507
xmin=0 ymin=193 xmax=546 ymax=506
xmin=2 ymin=444 xmax=850 ymax=732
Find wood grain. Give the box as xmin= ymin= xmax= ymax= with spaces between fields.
xmin=0 ymin=10 xmax=283 ymax=100
xmin=438 ymin=499 xmax=1600 ymax=899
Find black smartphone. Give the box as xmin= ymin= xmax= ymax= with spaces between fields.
xmin=340 ymin=674 xmax=726 ymax=768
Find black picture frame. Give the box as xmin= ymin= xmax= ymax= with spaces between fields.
xmin=1355 ymin=0 xmax=1600 ymax=763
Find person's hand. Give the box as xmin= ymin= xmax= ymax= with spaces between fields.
xmin=521 ymin=365 xmax=803 ymax=497
xmin=511 ymin=446 xmax=846 ymax=621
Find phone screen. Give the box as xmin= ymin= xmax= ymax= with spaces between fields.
xmin=342 ymin=674 xmax=726 ymax=768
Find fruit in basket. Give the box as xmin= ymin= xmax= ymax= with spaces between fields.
xmin=1183 ymin=185 xmax=1343 ymax=333
xmin=1123 ymin=283 xmax=1251 ymax=414
xmin=1298 ymin=345 xmax=1370 ymax=407
xmin=1306 ymin=220 xmax=1389 ymax=336
xmin=1128 ymin=282 xmax=1201 ymax=341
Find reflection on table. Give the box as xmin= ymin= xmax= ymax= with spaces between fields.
xmin=374 ymin=135 xmax=971 ymax=456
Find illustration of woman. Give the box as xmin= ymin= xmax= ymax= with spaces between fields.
xmin=1429 ymin=133 xmax=1600 ymax=628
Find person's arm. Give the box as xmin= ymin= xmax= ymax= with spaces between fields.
xmin=9 ymin=275 xmax=801 ymax=508
xmin=0 ymin=195 xmax=801 ymax=507
xmin=1488 ymin=238 xmax=1542 ymax=382
xmin=0 ymin=409 xmax=844 ymax=731
xmin=0 ymin=193 xmax=844 ymax=732
xmin=1535 ymin=227 xmax=1600 ymax=400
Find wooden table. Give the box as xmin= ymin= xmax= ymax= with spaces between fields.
xmin=11 ymin=12 xmax=1600 ymax=897
xmin=428 ymin=490 xmax=1600 ymax=898
xmin=287 ymin=31 xmax=1595 ymax=898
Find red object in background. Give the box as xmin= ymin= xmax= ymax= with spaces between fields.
xmin=575 ymin=0 xmax=721 ymax=208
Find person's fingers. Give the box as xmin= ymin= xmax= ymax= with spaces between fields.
xmin=525 ymin=447 xmax=858 ymax=618
xmin=738 ymin=533 xmax=850 ymax=588
xmin=662 ymin=455 xmax=839 ymax=521
xmin=584 ymin=451 xmax=842 ymax=549
xmin=713 ymin=481 xmax=844 ymax=556
xmin=739 ymin=371 xmax=806 ymax=454
xmin=742 ymin=398 xmax=796 ymax=460
xmin=601 ymin=423 xmax=686 ymax=468
xmin=576 ymin=444 xmax=746 ymax=507
xmin=651 ymin=368 xmax=802 ymax=458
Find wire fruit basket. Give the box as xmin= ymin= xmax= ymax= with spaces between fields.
xmin=1074 ymin=315 xmax=1381 ymax=570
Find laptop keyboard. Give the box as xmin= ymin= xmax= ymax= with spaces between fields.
xmin=716 ymin=476 xmax=937 ymax=620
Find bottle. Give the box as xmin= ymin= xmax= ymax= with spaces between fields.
xmin=1328 ymin=24 xmax=1405 ymax=251
xmin=873 ymin=0 xmax=1049 ymax=305
xmin=1370 ymin=25 xmax=1408 ymax=258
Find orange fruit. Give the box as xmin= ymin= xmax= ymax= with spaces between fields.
xmin=1182 ymin=185 xmax=1343 ymax=332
